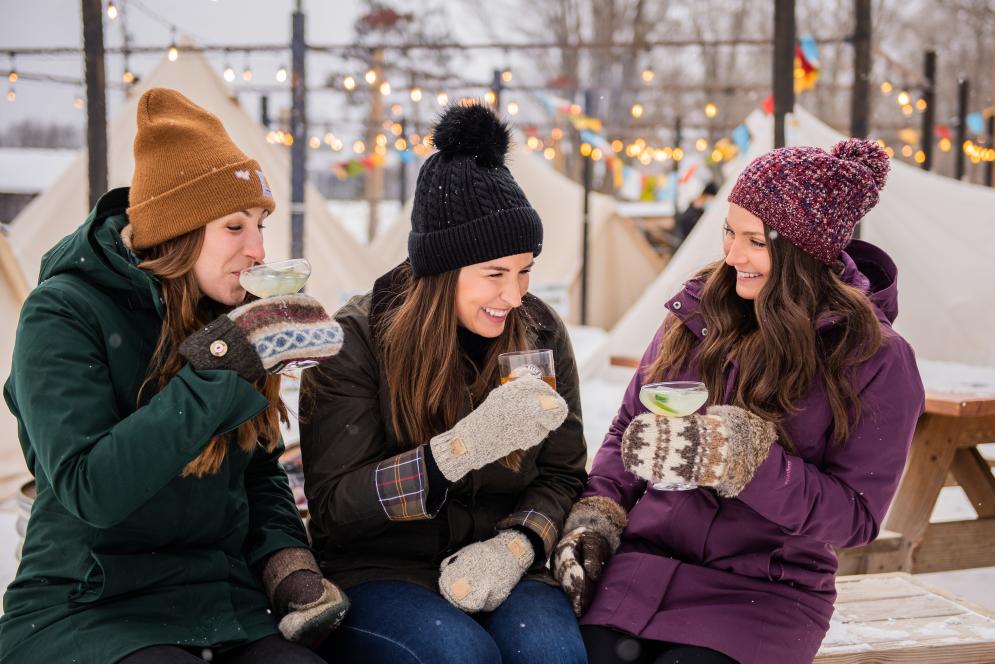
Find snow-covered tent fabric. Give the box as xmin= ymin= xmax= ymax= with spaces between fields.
xmin=8 ymin=51 xmax=379 ymax=311
xmin=370 ymin=142 xmax=663 ymax=329
xmin=583 ymin=107 xmax=995 ymax=379
xmin=0 ymin=231 xmax=30 ymax=500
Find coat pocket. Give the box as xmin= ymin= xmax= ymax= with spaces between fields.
xmin=69 ymin=548 xmax=230 ymax=604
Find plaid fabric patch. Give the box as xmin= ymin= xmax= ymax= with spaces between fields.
xmin=496 ymin=509 xmax=558 ymax=560
xmin=374 ymin=446 xmax=436 ymax=521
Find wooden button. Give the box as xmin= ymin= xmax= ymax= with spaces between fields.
xmin=539 ymin=395 xmax=560 ymax=411
xmin=449 ymin=438 xmax=466 ymax=457
xmin=450 ymin=578 xmax=471 ymax=599
xmin=210 ymin=340 xmax=228 ymax=357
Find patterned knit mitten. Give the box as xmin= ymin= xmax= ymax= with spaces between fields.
xmin=180 ymin=293 xmax=343 ymax=381
xmin=439 ymin=530 xmax=534 ymax=613
xmin=429 ymin=376 xmax=567 ymax=482
xmin=621 ymin=405 xmax=778 ymax=497
xmin=552 ymin=496 xmax=627 ymax=616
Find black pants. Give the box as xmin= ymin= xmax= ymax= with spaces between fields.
xmin=582 ymin=625 xmax=739 ymax=664
xmin=117 ymin=635 xmax=328 ymax=664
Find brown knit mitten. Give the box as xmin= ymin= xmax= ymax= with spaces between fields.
xmin=262 ymin=548 xmax=349 ymax=646
xmin=552 ymin=496 xmax=627 ymax=616
xmin=621 ymin=405 xmax=778 ymax=497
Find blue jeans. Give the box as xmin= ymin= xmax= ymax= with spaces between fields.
xmin=317 ymin=579 xmax=586 ymax=664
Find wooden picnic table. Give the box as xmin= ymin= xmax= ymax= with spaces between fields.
xmin=608 ymin=356 xmax=995 ymax=575
xmin=839 ymin=391 xmax=995 ymax=575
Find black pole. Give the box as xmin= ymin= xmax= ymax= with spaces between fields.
xmin=260 ymin=94 xmax=270 ymax=129
xmin=954 ymin=78 xmax=969 ymax=181
xmin=399 ymin=116 xmax=407 ymax=204
xmin=987 ymin=111 xmax=994 ymax=187
xmin=290 ymin=0 xmax=306 ymax=259
xmin=920 ymin=50 xmax=936 ymax=170
xmin=773 ymin=0 xmax=795 ymax=148
xmin=849 ymin=0 xmax=871 ymax=139
xmin=80 ymin=0 xmax=107 ymax=209
xmin=672 ymin=115 xmax=682 ymax=175
xmin=491 ymin=68 xmax=503 ymax=110
xmin=580 ymin=89 xmax=594 ymax=326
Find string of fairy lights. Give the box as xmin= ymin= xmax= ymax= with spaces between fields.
xmin=3 ymin=0 xmax=994 ymax=175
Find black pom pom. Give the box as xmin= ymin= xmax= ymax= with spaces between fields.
xmin=430 ymin=102 xmax=510 ymax=168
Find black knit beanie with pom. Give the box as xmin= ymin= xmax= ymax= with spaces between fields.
xmin=407 ymin=102 xmax=543 ymax=276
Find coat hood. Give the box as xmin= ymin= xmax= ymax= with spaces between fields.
xmin=38 ymin=187 xmax=163 ymax=314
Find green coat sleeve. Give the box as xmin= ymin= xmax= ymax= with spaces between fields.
xmin=242 ymin=439 xmax=311 ymax=567
xmin=8 ymin=283 xmax=268 ymax=529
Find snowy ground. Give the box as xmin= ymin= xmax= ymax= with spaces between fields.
xmin=2 ymin=326 xmax=994 ymax=618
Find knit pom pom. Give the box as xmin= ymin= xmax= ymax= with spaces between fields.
xmin=431 ymin=102 xmax=511 ymax=168
xmin=831 ymin=138 xmax=889 ymax=191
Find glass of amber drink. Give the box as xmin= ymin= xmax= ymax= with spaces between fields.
xmin=498 ymin=350 xmax=556 ymax=390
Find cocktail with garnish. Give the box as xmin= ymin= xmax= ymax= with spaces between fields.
xmin=638 ymin=381 xmax=708 ymax=490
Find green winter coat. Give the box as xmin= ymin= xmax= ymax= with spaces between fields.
xmin=0 ymin=189 xmax=310 ymax=664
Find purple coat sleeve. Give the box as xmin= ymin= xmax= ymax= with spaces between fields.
xmin=582 ymin=326 xmax=665 ymax=509
xmin=736 ymin=336 xmax=925 ymax=548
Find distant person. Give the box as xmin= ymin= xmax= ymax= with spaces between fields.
xmin=300 ymin=103 xmax=587 ymax=664
xmin=553 ymin=140 xmax=925 ymax=663
xmin=1 ymin=89 xmax=347 ymax=663
xmin=674 ymin=181 xmax=720 ymax=243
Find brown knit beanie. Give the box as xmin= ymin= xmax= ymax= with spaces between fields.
xmin=127 ymin=87 xmax=276 ymax=250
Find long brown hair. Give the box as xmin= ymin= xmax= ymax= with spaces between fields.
xmin=135 ymin=227 xmax=286 ymax=478
xmin=647 ymin=227 xmax=882 ymax=448
xmin=380 ymin=263 xmax=530 ymax=470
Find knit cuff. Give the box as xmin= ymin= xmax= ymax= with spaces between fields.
xmin=563 ymin=496 xmax=628 ymax=553
xmin=261 ymin=547 xmax=321 ymax=605
xmin=496 ymin=509 xmax=557 ymax=561
xmin=709 ymin=406 xmax=779 ymax=498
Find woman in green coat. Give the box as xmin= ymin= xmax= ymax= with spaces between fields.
xmin=0 ymin=89 xmax=348 ymax=663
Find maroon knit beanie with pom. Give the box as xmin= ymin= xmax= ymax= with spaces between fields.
xmin=727 ymin=138 xmax=890 ymax=264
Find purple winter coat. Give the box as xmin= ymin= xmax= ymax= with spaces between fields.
xmin=581 ymin=240 xmax=925 ymax=664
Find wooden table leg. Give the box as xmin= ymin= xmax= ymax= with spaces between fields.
xmin=882 ymin=414 xmax=958 ymax=569
xmin=949 ymin=447 xmax=995 ymax=518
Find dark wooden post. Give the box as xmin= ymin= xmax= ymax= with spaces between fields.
xmin=80 ymin=0 xmax=107 ymax=209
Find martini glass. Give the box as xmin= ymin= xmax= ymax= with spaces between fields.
xmin=239 ymin=258 xmax=318 ymax=372
xmin=638 ymin=381 xmax=708 ymax=490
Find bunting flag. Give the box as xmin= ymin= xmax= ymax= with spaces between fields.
xmin=966 ymin=112 xmax=984 ymax=135
xmin=541 ymin=94 xmax=604 ymax=133
xmin=794 ymin=35 xmax=820 ymax=92
xmin=333 ymin=153 xmax=387 ymax=179
xmin=762 ymin=94 xmax=775 ymax=115
xmin=935 ymin=125 xmax=952 ymax=141
xmin=731 ymin=123 xmax=751 ymax=154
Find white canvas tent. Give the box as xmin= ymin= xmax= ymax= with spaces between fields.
xmin=0 ymin=232 xmax=30 ymax=500
xmin=370 ymin=142 xmax=664 ymax=329
xmin=583 ymin=106 xmax=995 ymax=380
xmin=8 ymin=51 xmax=379 ymax=311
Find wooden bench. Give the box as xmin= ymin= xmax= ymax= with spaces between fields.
xmin=816 ymin=573 xmax=995 ymax=663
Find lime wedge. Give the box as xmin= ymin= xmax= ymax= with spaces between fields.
xmin=652 ymin=395 xmax=678 ymax=414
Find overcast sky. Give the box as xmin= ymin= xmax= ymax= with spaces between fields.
xmin=0 ymin=0 xmax=506 ymax=137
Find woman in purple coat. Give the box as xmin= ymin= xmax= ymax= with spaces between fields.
xmin=553 ymin=139 xmax=925 ymax=664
